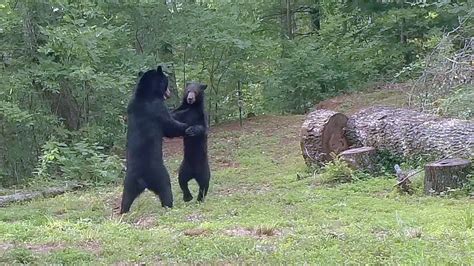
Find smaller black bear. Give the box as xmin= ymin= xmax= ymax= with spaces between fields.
xmin=120 ymin=66 xmax=199 ymax=214
xmin=172 ymin=82 xmax=210 ymax=202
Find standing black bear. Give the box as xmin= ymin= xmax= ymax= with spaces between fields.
xmin=120 ymin=66 xmax=198 ymax=214
xmin=172 ymin=82 xmax=210 ymax=202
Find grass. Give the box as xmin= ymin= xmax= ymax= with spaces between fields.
xmin=1 ymin=115 xmax=473 ymax=264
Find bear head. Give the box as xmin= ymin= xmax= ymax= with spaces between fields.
xmin=183 ymin=82 xmax=207 ymax=105
xmin=135 ymin=66 xmax=170 ymax=100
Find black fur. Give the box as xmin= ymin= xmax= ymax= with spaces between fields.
xmin=172 ymin=82 xmax=210 ymax=202
xmin=120 ymin=66 xmax=195 ymax=214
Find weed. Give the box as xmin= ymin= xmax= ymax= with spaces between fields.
xmin=465 ymin=208 xmax=473 ymax=230
xmin=317 ymin=157 xmax=356 ymax=184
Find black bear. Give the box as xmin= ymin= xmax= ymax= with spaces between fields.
xmin=120 ymin=66 xmax=199 ymax=214
xmin=172 ymin=82 xmax=210 ymax=202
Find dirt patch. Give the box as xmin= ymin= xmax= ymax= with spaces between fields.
xmin=213 ymin=158 xmax=240 ymax=169
xmin=77 ymin=240 xmax=102 ymax=255
xmin=186 ymin=213 xmax=205 ymax=223
xmin=53 ymin=208 xmax=67 ymax=216
xmin=372 ymin=228 xmax=391 ymax=241
xmin=133 ymin=216 xmax=157 ymax=229
xmin=25 ymin=242 xmax=65 ymax=254
xmin=224 ymin=227 xmax=281 ymax=238
xmin=0 ymin=242 xmax=14 ymax=253
xmin=316 ymin=96 xmax=346 ymax=111
xmin=215 ymin=184 xmax=271 ymax=197
xmin=183 ymin=228 xmax=210 ymax=237
xmin=315 ymin=83 xmax=409 ymax=115
xmin=163 ymin=137 xmax=183 ymax=157
xmin=107 ymin=195 xmax=122 ymax=215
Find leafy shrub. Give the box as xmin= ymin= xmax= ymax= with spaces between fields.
xmin=35 ymin=140 xmax=123 ymax=184
xmin=437 ymin=84 xmax=473 ymax=119
xmin=318 ymin=157 xmax=356 ymax=184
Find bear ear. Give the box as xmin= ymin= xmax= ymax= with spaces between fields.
xmin=185 ymin=82 xmax=191 ymax=88
xmin=200 ymin=84 xmax=208 ymax=91
xmin=137 ymin=71 xmax=144 ymax=78
xmin=157 ymin=65 xmax=163 ymax=74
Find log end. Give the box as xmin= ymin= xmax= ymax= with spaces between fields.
xmin=339 ymin=146 xmax=375 ymax=156
xmin=300 ymin=109 xmax=349 ymax=166
xmin=426 ymin=158 xmax=471 ymax=168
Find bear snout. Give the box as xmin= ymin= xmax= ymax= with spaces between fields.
xmin=164 ymin=88 xmax=171 ymax=99
xmin=187 ymin=91 xmax=196 ymax=104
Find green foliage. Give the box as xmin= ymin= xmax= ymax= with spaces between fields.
xmin=318 ymin=157 xmax=356 ymax=184
xmin=1 ymin=248 xmax=37 ymax=264
xmin=265 ymin=41 xmax=350 ymax=113
xmin=264 ymin=0 xmax=471 ymax=113
xmin=35 ymin=140 xmax=123 ymax=185
xmin=437 ymin=84 xmax=474 ymax=119
xmin=0 ymin=0 xmax=472 ymax=185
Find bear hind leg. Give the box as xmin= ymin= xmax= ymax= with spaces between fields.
xmin=120 ymin=173 xmax=146 ymax=214
xmin=144 ymin=170 xmax=174 ymax=208
xmin=179 ymin=168 xmax=193 ymax=202
xmin=196 ymin=172 xmax=210 ymax=202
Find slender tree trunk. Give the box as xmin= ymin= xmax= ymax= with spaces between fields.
xmin=286 ymin=0 xmax=293 ymax=40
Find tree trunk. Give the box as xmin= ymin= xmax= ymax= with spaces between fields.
xmin=0 ymin=184 xmax=82 ymax=207
xmin=424 ymin=158 xmax=471 ymax=195
xmin=40 ymin=81 xmax=81 ymax=131
xmin=346 ymin=106 xmax=474 ymax=159
xmin=300 ymin=109 xmax=349 ymax=166
xmin=21 ymin=2 xmax=82 ymax=131
xmin=339 ymin=146 xmax=377 ymax=173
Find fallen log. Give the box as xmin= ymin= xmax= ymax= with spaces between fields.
xmin=339 ymin=146 xmax=377 ymax=173
xmin=300 ymin=109 xmax=349 ymax=166
xmin=346 ymin=106 xmax=474 ymax=159
xmin=0 ymin=184 xmax=82 ymax=207
xmin=424 ymin=158 xmax=471 ymax=195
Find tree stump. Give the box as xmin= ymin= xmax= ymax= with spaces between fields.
xmin=300 ymin=109 xmax=349 ymax=166
xmin=339 ymin=146 xmax=377 ymax=173
xmin=424 ymin=158 xmax=472 ymax=195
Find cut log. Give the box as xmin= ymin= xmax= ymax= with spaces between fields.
xmin=0 ymin=184 xmax=82 ymax=207
xmin=339 ymin=146 xmax=377 ymax=173
xmin=346 ymin=106 xmax=474 ymax=159
xmin=424 ymin=158 xmax=471 ymax=195
xmin=300 ymin=109 xmax=349 ymax=166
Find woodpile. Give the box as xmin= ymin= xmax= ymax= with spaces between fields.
xmin=300 ymin=107 xmax=473 ymax=191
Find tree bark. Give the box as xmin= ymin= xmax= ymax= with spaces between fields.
xmin=300 ymin=109 xmax=349 ymax=166
xmin=0 ymin=184 xmax=82 ymax=207
xmin=424 ymin=158 xmax=471 ymax=195
xmin=346 ymin=106 xmax=474 ymax=159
